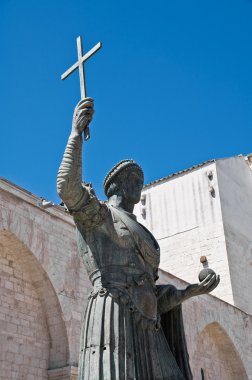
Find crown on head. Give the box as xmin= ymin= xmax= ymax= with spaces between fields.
xmin=103 ymin=159 xmax=144 ymax=196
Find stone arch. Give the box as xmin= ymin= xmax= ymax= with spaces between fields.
xmin=191 ymin=322 xmax=248 ymax=380
xmin=0 ymin=230 xmax=69 ymax=378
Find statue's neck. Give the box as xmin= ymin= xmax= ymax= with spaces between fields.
xmin=108 ymin=195 xmax=134 ymax=214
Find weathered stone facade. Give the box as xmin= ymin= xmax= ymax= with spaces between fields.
xmin=0 ymin=155 xmax=252 ymax=379
xmin=135 ymin=155 xmax=252 ymax=315
xmin=0 ymin=178 xmax=89 ymax=380
xmin=158 ymin=271 xmax=252 ymax=380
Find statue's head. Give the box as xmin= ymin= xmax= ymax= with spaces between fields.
xmin=104 ymin=159 xmax=144 ymax=204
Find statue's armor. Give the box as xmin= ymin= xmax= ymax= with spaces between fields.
xmin=72 ymin=193 xmax=160 ymax=326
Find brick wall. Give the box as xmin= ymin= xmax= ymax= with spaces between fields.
xmin=0 ymin=179 xmax=90 ymax=379
xmin=158 ymin=270 xmax=252 ymax=380
xmin=0 ymin=177 xmax=251 ymax=379
xmin=0 ymin=233 xmax=49 ymax=380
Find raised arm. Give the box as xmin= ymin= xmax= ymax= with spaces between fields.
xmin=57 ymin=98 xmax=94 ymax=211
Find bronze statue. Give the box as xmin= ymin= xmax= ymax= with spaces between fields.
xmin=57 ymin=98 xmax=220 ymax=380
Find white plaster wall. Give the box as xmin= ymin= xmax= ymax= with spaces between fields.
xmin=216 ymin=156 xmax=252 ymax=315
xmin=135 ymin=163 xmax=234 ymax=304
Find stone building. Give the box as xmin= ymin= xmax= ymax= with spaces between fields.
xmin=0 ymin=154 xmax=252 ymax=379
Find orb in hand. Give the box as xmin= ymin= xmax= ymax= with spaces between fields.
xmin=198 ymin=267 xmax=216 ymax=282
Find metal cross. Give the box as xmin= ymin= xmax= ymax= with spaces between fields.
xmin=61 ymin=36 xmax=102 ymax=140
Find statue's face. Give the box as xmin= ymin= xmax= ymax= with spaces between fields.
xmin=122 ymin=170 xmax=144 ymax=204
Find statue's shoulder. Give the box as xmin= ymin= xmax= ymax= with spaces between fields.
xmin=71 ymin=184 xmax=110 ymax=230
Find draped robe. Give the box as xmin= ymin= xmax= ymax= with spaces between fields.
xmin=71 ymin=188 xmax=192 ymax=380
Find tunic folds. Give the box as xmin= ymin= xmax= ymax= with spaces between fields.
xmin=78 ymin=291 xmax=184 ymax=380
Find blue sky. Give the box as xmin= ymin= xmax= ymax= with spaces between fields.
xmin=1 ymin=0 xmax=252 ymax=202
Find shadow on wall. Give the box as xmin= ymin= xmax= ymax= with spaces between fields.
xmin=0 ymin=230 xmax=69 ymax=379
xmin=191 ymin=322 xmax=248 ymax=380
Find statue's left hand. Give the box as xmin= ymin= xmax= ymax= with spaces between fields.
xmin=184 ymin=273 xmax=220 ymax=299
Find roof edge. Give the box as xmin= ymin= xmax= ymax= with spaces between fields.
xmin=0 ymin=177 xmax=73 ymax=225
xmin=143 ymin=154 xmax=249 ymax=189
xmin=144 ymin=159 xmax=216 ymax=189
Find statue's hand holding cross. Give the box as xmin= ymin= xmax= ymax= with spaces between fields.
xmin=71 ymin=97 xmax=94 ymax=138
xmin=61 ymin=36 xmax=102 ymax=140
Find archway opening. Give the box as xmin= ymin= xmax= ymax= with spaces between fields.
xmin=191 ymin=322 xmax=248 ymax=380
xmin=0 ymin=231 xmax=69 ymax=380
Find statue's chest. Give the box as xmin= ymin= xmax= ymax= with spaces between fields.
xmin=112 ymin=217 xmax=135 ymax=247
xmin=77 ymin=208 xmax=158 ymax=275
xmin=89 ymin=217 xmax=146 ymax=269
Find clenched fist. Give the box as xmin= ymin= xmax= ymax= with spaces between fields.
xmin=71 ymin=97 xmax=95 ymax=140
